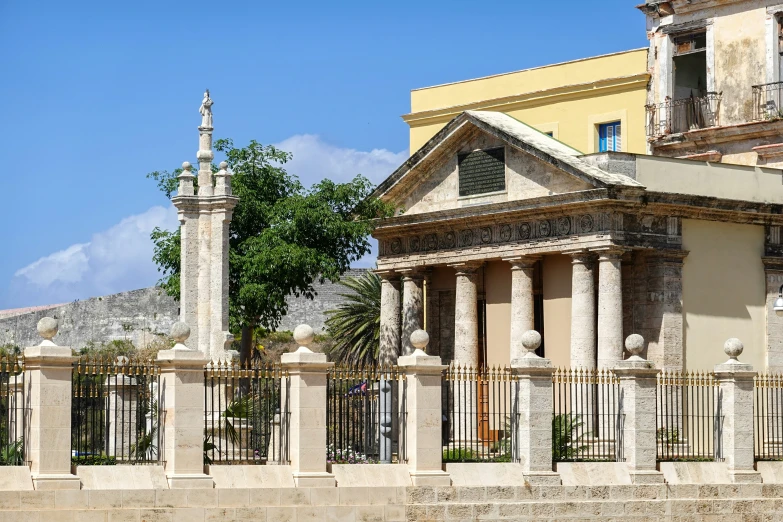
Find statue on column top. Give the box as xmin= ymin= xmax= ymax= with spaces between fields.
xmin=199 ymin=89 xmax=213 ymax=128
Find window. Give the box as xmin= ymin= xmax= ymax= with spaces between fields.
xmin=598 ymin=122 xmax=622 ymax=152
xmin=673 ymin=31 xmax=707 ymax=100
xmin=544 ymin=131 xmax=554 ymax=137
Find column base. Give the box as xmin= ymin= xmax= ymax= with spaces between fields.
xmin=292 ymin=472 xmax=336 ymax=487
xmin=32 ymin=474 xmax=81 ymax=490
xmin=629 ymin=471 xmax=665 ymax=484
xmin=409 ymin=470 xmax=451 ymax=486
xmin=729 ymin=471 xmax=762 ymax=483
xmin=523 ymin=472 xmax=561 ymax=486
xmin=166 ymin=474 xmax=215 ymax=489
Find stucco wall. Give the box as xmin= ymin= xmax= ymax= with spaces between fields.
xmin=402 ymin=132 xmax=591 ymax=216
xmin=407 ymin=49 xmax=649 ymax=155
xmin=485 ymin=261 xmax=511 ymax=368
xmin=682 ymin=219 xmax=766 ymax=371
xmin=636 ymin=156 xmax=783 ymax=204
xmin=542 ymin=254 xmax=572 ymax=369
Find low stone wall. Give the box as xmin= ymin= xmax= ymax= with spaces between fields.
xmin=2 ymin=483 xmax=783 ymax=521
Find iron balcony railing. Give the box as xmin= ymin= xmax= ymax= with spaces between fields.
xmin=645 ymin=92 xmax=722 ymax=139
xmin=752 ymin=81 xmax=783 ymax=121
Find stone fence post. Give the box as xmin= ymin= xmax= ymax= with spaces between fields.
xmin=280 ymin=324 xmax=335 ymax=487
xmin=156 ymin=323 xmax=213 ymax=488
xmin=714 ymin=338 xmax=762 ymax=483
xmin=613 ymin=334 xmax=663 ymax=484
xmin=398 ymin=330 xmax=451 ymax=486
xmin=24 ymin=318 xmax=80 ymax=490
xmin=511 ymin=330 xmax=559 ymax=485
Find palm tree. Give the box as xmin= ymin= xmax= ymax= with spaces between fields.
xmin=324 ymin=271 xmax=381 ymax=367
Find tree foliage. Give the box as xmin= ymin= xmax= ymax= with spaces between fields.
xmin=324 ymin=271 xmax=381 ymax=367
xmin=147 ymin=138 xmax=392 ymax=356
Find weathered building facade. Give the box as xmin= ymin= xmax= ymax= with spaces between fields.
xmin=643 ymin=0 xmax=783 ymax=165
xmin=372 ymin=110 xmax=783 ymax=373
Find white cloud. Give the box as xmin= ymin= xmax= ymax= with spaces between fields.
xmin=5 ymin=136 xmax=402 ymax=308
xmin=275 ymin=134 xmax=406 ymax=186
xmin=8 ymin=206 xmax=179 ymax=307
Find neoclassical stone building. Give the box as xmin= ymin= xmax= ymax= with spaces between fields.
xmin=372 ymin=110 xmax=783 ymax=372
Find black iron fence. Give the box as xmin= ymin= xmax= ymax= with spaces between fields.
xmin=204 ymin=361 xmax=288 ymax=465
xmin=326 ymin=366 xmax=405 ymax=464
xmin=754 ymin=373 xmax=783 ymax=461
xmin=71 ymin=358 xmax=161 ymax=465
xmin=645 ymin=92 xmax=722 ymax=138
xmin=656 ymin=370 xmax=722 ymax=462
xmin=552 ymin=368 xmax=623 ymax=462
xmin=0 ymin=356 xmax=25 ymax=466
xmin=441 ymin=365 xmax=518 ymax=463
xmin=752 ymin=81 xmax=783 ymax=121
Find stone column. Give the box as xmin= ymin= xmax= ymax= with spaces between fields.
xmin=397 ymin=330 xmax=451 ymax=486
xmin=645 ymin=251 xmax=686 ymax=371
xmin=280 ymin=325 xmax=335 ymax=487
xmin=511 ymin=330 xmax=559 ymax=485
xmin=174 ymin=162 xmax=200 ymax=354
xmin=452 ymin=264 xmax=479 ymax=366
xmin=569 ymin=251 xmax=597 ymax=369
xmin=714 ymin=339 xmax=762 ymax=483
xmin=24 ymin=318 xmax=80 ymax=490
xmin=401 ymin=270 xmax=424 ymax=356
xmin=506 ymin=257 xmax=538 ymax=361
xmin=763 ymin=257 xmax=783 ymax=373
xmin=378 ymin=271 xmax=401 ymax=365
xmin=156 ymin=323 xmax=213 ymax=488
xmin=613 ymin=334 xmax=663 ymax=484
xmin=209 ymin=161 xmax=237 ymax=361
xmin=597 ymin=249 xmax=624 ymax=370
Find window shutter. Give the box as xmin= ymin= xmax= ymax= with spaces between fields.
xmin=615 ymin=123 xmax=622 ymax=152
xmin=607 ymin=125 xmax=614 ymax=151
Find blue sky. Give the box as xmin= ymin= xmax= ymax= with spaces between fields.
xmin=0 ymin=0 xmax=646 ymax=309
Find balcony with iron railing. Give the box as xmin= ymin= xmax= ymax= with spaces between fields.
xmin=645 ymin=92 xmax=722 ymax=139
xmin=752 ymin=81 xmax=783 ymax=121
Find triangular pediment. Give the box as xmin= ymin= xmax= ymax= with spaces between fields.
xmin=373 ymin=111 xmax=642 ymax=216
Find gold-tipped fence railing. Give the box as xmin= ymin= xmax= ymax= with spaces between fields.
xmin=442 ymin=364 xmax=518 ymax=463
xmin=754 ymin=372 xmax=783 ymax=461
xmin=204 ymin=361 xmax=289 ymax=465
xmin=71 ymin=357 xmax=161 ymax=465
xmin=656 ymin=370 xmax=722 ymax=462
xmin=552 ymin=368 xmax=623 ymax=462
xmin=327 ymin=365 xmax=406 ymax=464
xmin=0 ymin=356 xmax=26 ymax=466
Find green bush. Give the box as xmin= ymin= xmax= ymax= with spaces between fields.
xmin=443 ymin=447 xmax=477 ymax=462
xmin=71 ymin=455 xmax=117 ymax=466
xmin=552 ymin=413 xmax=588 ymax=462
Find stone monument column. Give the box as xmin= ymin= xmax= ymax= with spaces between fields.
xmin=511 ymin=330 xmax=559 ymax=485
xmin=172 ymin=91 xmax=238 ymax=361
xmin=24 ymin=318 xmax=80 ymax=490
xmin=568 ymin=251 xmax=597 ymax=369
xmin=596 ymin=248 xmax=624 ymax=369
xmin=378 ymin=271 xmax=401 ymax=365
xmin=506 ymin=257 xmax=538 ymax=361
xmin=763 ymin=257 xmax=783 ymax=373
xmin=452 ymin=264 xmax=479 ymax=366
xmin=613 ymin=334 xmax=664 ymax=484
xmin=714 ymin=338 xmax=762 ymax=483
xmin=400 ymin=270 xmax=423 ymax=356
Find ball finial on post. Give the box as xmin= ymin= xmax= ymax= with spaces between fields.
xmin=624 ymin=334 xmax=645 ymax=360
xmin=37 ymin=317 xmax=58 ymax=346
xmin=170 ymin=322 xmax=191 ymax=350
xmin=410 ymin=329 xmax=429 ymax=356
xmin=520 ymin=330 xmax=542 ymax=358
xmin=723 ymin=338 xmax=744 ymax=363
xmin=293 ymin=324 xmax=315 ymax=353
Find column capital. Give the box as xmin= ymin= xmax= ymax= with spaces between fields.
xmin=564 ymin=249 xmax=596 ymax=265
xmin=375 ymin=269 xmax=401 ymax=281
xmin=592 ymin=247 xmax=627 ymax=261
xmin=762 ymin=256 xmax=783 ymax=271
xmin=398 ymin=267 xmax=425 ymax=281
xmin=645 ymin=249 xmax=689 ymax=264
xmin=504 ymin=256 xmax=540 ymax=270
xmin=449 ymin=262 xmax=482 ymax=276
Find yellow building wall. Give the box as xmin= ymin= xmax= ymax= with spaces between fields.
xmin=682 ymin=219 xmax=766 ymax=371
xmin=485 ymin=261 xmax=512 ymax=368
xmin=405 ymin=49 xmax=649 ymax=155
xmin=543 ymin=254 xmax=572 ymax=369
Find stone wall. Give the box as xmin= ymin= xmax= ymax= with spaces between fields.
xmin=0 ymin=269 xmax=369 ymax=349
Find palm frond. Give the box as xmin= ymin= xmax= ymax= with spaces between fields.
xmin=324 ymin=271 xmax=381 ymax=367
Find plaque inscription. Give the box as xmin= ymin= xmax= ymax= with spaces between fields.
xmin=458 ymin=147 xmax=505 ymax=197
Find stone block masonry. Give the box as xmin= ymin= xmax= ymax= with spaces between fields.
xmin=0 ymin=269 xmax=369 ymax=350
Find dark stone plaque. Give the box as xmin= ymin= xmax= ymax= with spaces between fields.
xmin=458 ymin=147 xmax=505 ymax=197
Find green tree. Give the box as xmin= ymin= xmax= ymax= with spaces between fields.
xmin=324 ymin=271 xmax=381 ymax=367
xmin=147 ymin=139 xmax=392 ymax=362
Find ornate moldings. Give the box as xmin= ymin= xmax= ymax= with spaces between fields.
xmin=379 ymin=210 xmax=677 ymax=257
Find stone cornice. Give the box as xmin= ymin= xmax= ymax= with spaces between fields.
xmin=402 ymin=74 xmax=650 ymax=127
xmin=172 ymin=195 xmax=239 ymax=213
xmin=650 ymin=120 xmax=783 ymax=151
